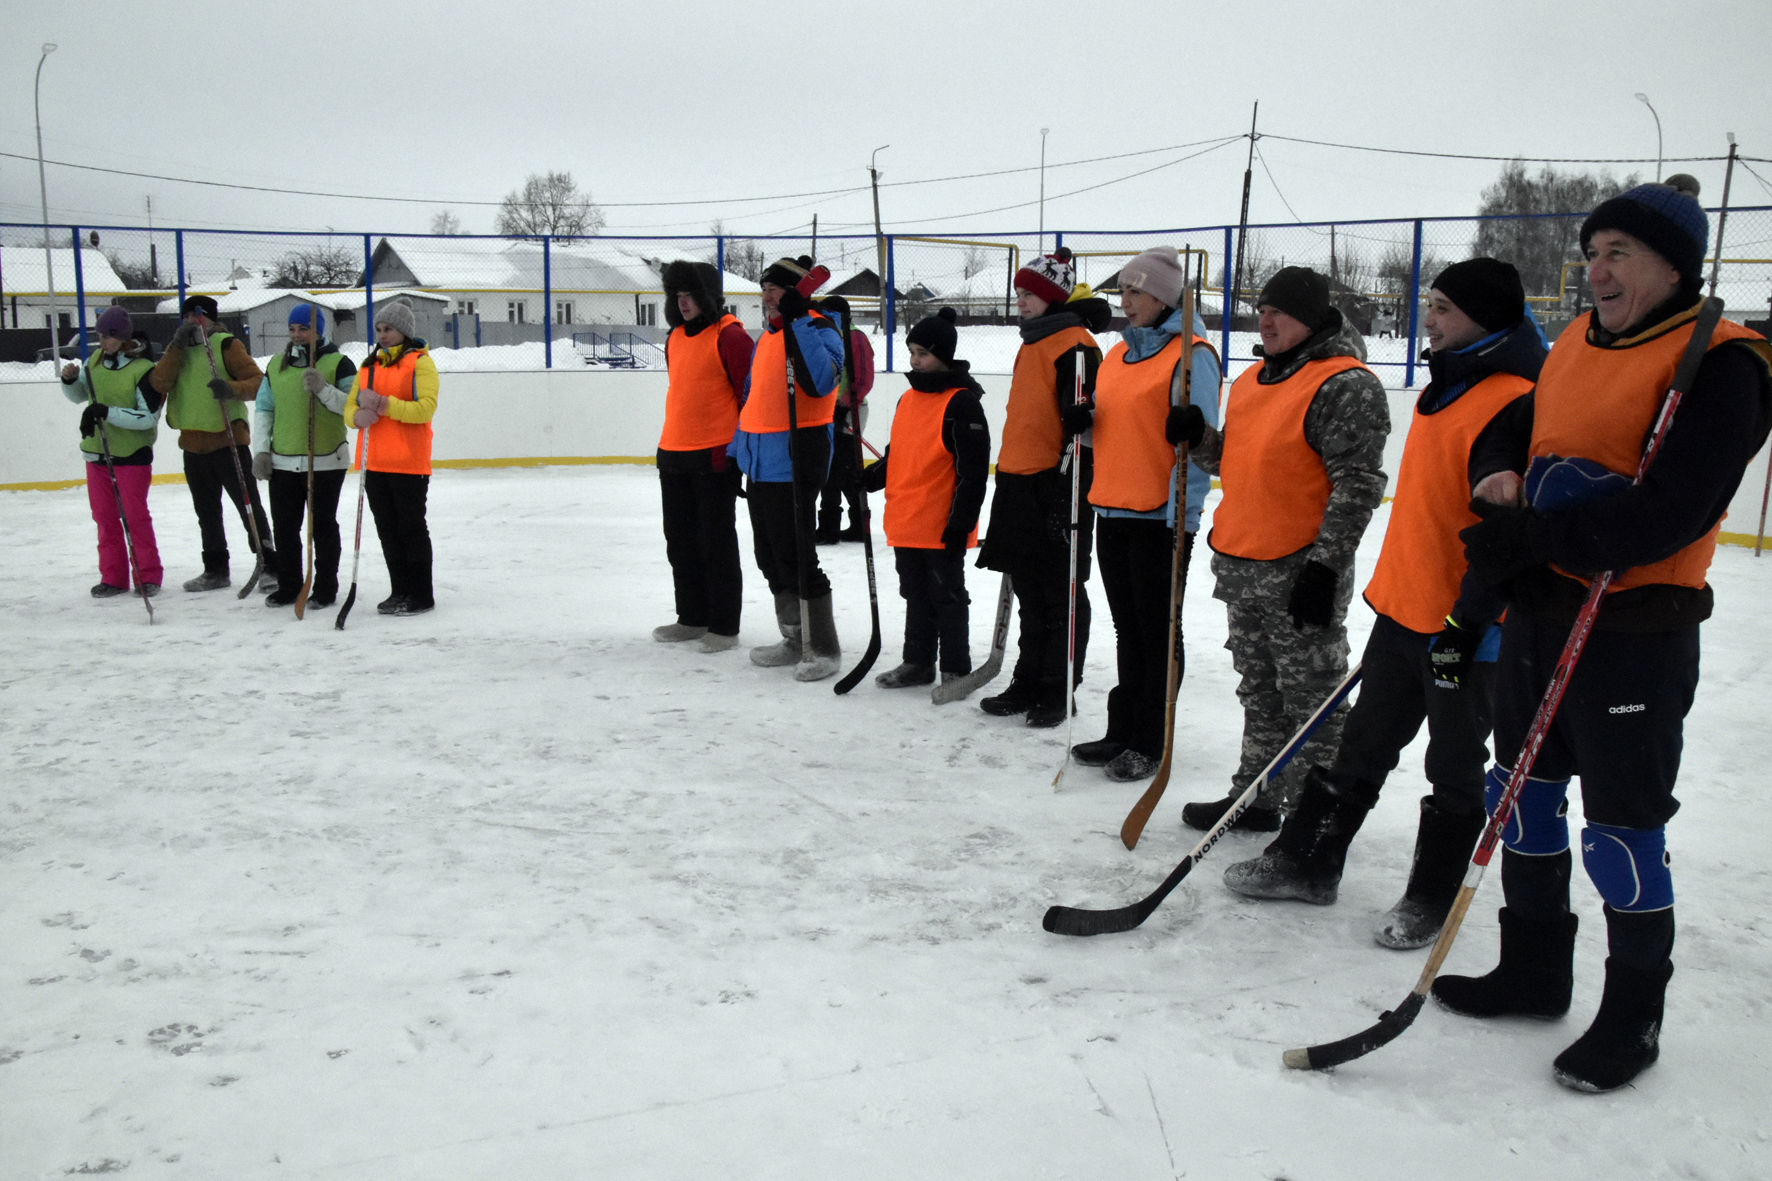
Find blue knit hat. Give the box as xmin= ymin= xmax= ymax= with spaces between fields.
xmin=1580 ymin=174 xmax=1708 ymax=294
xmin=288 ymin=303 xmax=326 ymax=337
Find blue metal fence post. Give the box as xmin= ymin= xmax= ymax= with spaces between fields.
xmin=716 ymin=235 xmax=725 ymax=276
xmin=175 ymin=230 xmax=186 ymax=311
xmin=543 ymin=235 xmax=553 ymax=370
xmin=70 ymin=226 xmax=89 ymax=359
xmin=1220 ymin=225 xmax=1233 ymax=364
xmin=884 ymin=234 xmax=896 ymax=372
xmin=363 ymin=235 xmax=375 ymax=344
xmin=1404 ymin=219 xmax=1424 ymax=387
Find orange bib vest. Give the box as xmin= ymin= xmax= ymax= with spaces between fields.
xmin=1209 ymin=354 xmax=1368 ymax=560
xmin=997 ymin=326 xmax=1096 ymax=474
xmin=1363 ymin=370 xmax=1533 ymax=631
xmin=1531 ymin=312 xmax=1769 ymax=593
xmin=739 ymin=314 xmax=836 ymax=433
xmin=1088 ymin=334 xmax=1212 ymax=513
xmin=360 ymin=349 xmax=432 ymax=474
xmin=884 ymin=385 xmax=976 ymax=550
xmin=660 ymin=315 xmax=742 ymax=451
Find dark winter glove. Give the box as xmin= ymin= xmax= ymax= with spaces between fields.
xmin=1286 ymin=559 xmax=1338 ymax=630
xmin=302 ymin=367 xmax=327 ymax=396
xmin=1165 ymin=404 xmax=1206 ymax=448
xmin=173 ymin=323 xmax=203 ymax=349
xmin=79 ymin=402 xmax=108 ymax=438
xmin=776 ymin=286 xmax=810 ymax=323
xmin=1459 ymin=499 xmax=1545 ymax=588
xmin=251 ymin=452 xmax=274 ymax=481
xmin=860 ymin=459 xmax=887 ymax=493
xmin=941 ymin=523 xmax=971 ymax=555
xmin=1059 ymin=402 xmax=1093 ymax=438
xmin=208 ymin=376 xmax=235 ymax=403
xmin=1428 ymin=616 xmax=1477 ymax=690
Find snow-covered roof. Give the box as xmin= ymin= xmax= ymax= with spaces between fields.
xmin=0 ymin=247 xmax=126 ymax=294
xmin=152 ymin=287 xmax=449 ymax=315
xmin=373 ymin=237 xmax=678 ymax=293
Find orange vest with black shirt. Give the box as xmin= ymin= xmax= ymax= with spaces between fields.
xmin=1208 ymin=354 xmax=1367 ymax=560
xmin=884 ymin=385 xmax=977 ymax=550
xmin=998 ymin=326 xmax=1096 ymax=474
xmin=660 ymin=315 xmax=742 ymax=451
xmin=739 ymin=314 xmax=836 ymax=432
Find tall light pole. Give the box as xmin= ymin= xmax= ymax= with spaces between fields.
xmin=34 ymin=42 xmax=60 ymax=362
xmin=1038 ymin=127 xmax=1050 ymax=252
xmin=869 ymin=145 xmax=889 ymax=336
xmin=1634 ymin=92 xmax=1663 ymax=180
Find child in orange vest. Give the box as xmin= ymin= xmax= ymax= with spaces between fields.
xmin=861 ymin=309 xmax=992 ymax=688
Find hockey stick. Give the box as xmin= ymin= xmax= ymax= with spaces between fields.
xmin=1044 ymin=663 xmax=1362 ymax=937
xmin=1052 ymin=346 xmax=1090 ymax=783
xmin=295 ymin=305 xmax=320 ymax=618
xmin=194 ymin=323 xmax=266 ymax=598
xmin=85 ymin=374 xmax=154 ymax=624
xmin=1119 ymin=261 xmax=1198 ymax=844
xmin=780 ymin=266 xmax=832 ymax=678
xmin=933 ymin=573 xmax=1012 ymax=704
xmin=1283 ymin=296 xmax=1724 ymax=1072
xmin=833 ymin=307 xmax=883 ymax=695
xmin=335 ymin=401 xmax=371 ymax=630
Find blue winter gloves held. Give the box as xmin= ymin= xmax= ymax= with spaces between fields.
xmin=1429 ymin=616 xmax=1476 ymax=689
xmin=79 ymin=402 xmax=108 ymax=438
xmin=1287 ymin=559 xmax=1338 ymax=630
xmin=1460 ymin=499 xmax=1544 ymax=587
xmin=1059 ymin=402 xmax=1093 ymax=438
xmin=1165 ymin=404 xmax=1206 ymax=447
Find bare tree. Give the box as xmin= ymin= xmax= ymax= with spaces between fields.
xmin=960 ymin=245 xmax=991 ymax=281
xmin=430 ymin=210 xmax=463 ymax=235
xmin=709 ymin=220 xmax=765 ymax=281
xmin=495 ymin=171 xmax=605 ymax=238
xmin=103 ymin=250 xmax=159 ymax=290
xmin=1474 ymin=159 xmax=1639 ymax=299
xmin=270 ymin=244 xmax=360 ymax=288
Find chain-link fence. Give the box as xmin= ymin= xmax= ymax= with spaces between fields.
xmin=4 ymin=209 xmax=1769 ymax=382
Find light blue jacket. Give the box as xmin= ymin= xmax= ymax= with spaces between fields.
xmin=1094 ymin=306 xmax=1221 ymax=532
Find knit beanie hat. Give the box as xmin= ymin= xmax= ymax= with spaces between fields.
xmin=906 ymin=307 xmax=959 ymax=364
xmin=288 ymin=303 xmax=327 ymax=338
xmin=375 ymin=298 xmax=417 ymax=341
xmin=1014 ymin=247 xmax=1076 ymax=308
xmin=180 ymin=294 xmax=220 ymax=320
xmin=1430 ymin=257 xmax=1526 ymax=332
xmin=1257 ymin=266 xmax=1332 ymax=331
xmin=1119 ymin=246 xmax=1184 ymax=309
xmin=1579 ymin=174 xmax=1708 ymax=295
xmin=760 ymin=255 xmax=815 ymax=291
xmin=96 ymin=306 xmax=132 ymax=339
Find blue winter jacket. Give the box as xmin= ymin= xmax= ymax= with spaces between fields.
xmin=730 ymin=314 xmax=845 ymax=482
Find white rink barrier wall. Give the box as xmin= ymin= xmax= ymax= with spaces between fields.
xmin=6 ymin=369 xmax=1771 ymax=549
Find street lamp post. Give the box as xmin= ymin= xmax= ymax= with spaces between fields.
xmin=1634 ymin=92 xmax=1663 ymax=181
xmin=1038 ymin=128 xmax=1050 ymax=253
xmin=35 ymin=42 xmax=60 ymax=363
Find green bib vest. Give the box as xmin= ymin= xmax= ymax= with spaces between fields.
xmin=268 ymin=351 xmax=348 ymax=457
xmin=166 ymin=330 xmax=248 ymax=433
xmin=81 ymin=355 xmax=158 ymax=458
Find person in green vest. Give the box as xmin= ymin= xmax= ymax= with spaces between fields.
xmin=251 ymin=304 xmax=358 ymax=609
xmin=148 ymin=294 xmax=275 ymax=593
xmin=58 ymin=305 xmax=165 ymax=597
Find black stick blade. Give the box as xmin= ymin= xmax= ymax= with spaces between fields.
xmin=1281 ymin=991 xmax=1426 ymax=1071
xmin=237 ymin=554 xmax=264 ymax=599
xmin=334 ymin=584 xmax=358 ymax=630
xmin=833 ymin=632 xmax=881 ymax=695
xmin=1041 ymin=855 xmax=1197 ymax=937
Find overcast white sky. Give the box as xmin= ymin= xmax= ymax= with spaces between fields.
xmin=3 ymin=0 xmax=1771 ymax=243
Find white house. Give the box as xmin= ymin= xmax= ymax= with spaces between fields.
xmin=153 ymin=285 xmax=450 ymax=351
xmin=0 ymin=247 xmax=127 ymax=331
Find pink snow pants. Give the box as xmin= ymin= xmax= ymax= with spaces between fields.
xmin=86 ymin=462 xmax=163 ymax=588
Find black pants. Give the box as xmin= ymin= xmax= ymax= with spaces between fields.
xmin=365 ymin=471 xmax=433 ymax=607
xmin=1329 ymin=613 xmax=1494 ymax=815
xmin=819 ymin=430 xmax=866 ymax=529
xmin=269 ymin=468 xmax=347 ymax=600
xmin=1097 ymin=517 xmax=1189 ymax=758
xmin=183 ymin=444 xmax=273 ymax=572
xmin=658 ymin=453 xmax=743 ymax=635
xmin=894 ymin=546 xmax=972 ymax=673
xmin=746 ymin=428 xmax=831 ymax=599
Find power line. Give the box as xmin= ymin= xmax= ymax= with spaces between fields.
xmin=1261 ymin=134 xmax=1730 ymax=166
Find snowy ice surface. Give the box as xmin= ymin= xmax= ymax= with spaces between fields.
xmin=5 ymin=465 xmax=1770 ymax=1180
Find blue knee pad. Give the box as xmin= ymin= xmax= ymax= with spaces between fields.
xmin=1484 ymin=764 xmax=1570 ymax=855
xmin=1581 ymin=823 xmax=1674 ymax=912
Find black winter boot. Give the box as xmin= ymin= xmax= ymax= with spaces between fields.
xmin=980 ymin=680 xmax=1037 ymax=717
xmin=1374 ymin=796 xmax=1486 ymax=949
xmin=1553 ymin=957 xmax=1672 ymax=1092
xmin=1181 ymin=791 xmax=1281 ymax=833
xmin=1024 ymin=684 xmax=1073 ymax=729
xmin=1222 ymin=767 xmax=1376 ymax=905
xmin=1432 ymin=906 xmax=1579 ymax=1019
xmin=183 ymin=551 xmax=230 ymax=592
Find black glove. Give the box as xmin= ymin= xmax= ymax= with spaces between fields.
xmin=776 ymin=286 xmax=810 ymax=322
xmin=173 ymin=322 xmax=203 ymax=348
xmin=1059 ymin=402 xmax=1093 ymax=438
xmin=1165 ymin=404 xmax=1206 ymax=447
xmin=1429 ymin=616 xmax=1477 ymax=689
xmin=1459 ymin=499 xmax=1543 ymax=587
xmin=860 ymin=459 xmax=887 ymax=493
xmin=79 ymin=402 xmax=108 ymax=438
xmin=1286 ymin=559 xmax=1338 ymax=630
xmin=941 ymin=523 xmax=970 ymax=555
xmin=208 ymin=376 xmax=235 ymax=403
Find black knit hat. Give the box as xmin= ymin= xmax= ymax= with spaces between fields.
xmin=180 ymin=294 xmax=220 ymax=320
xmin=906 ymin=307 xmax=959 ymax=364
xmin=661 ymin=259 xmax=723 ymax=328
xmin=759 ymin=255 xmax=815 ymax=291
xmin=1580 ymin=174 xmax=1708 ymax=295
xmin=1257 ymin=266 xmax=1331 ymax=331
xmin=1431 ymin=257 xmax=1526 ymax=332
